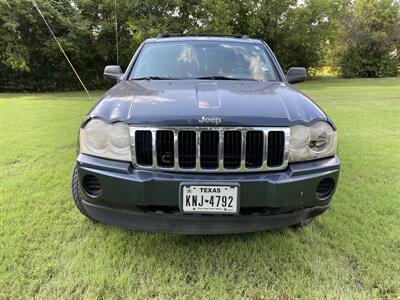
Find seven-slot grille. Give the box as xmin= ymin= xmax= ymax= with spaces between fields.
xmin=131 ymin=127 xmax=290 ymax=172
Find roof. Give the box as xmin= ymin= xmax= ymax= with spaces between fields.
xmin=144 ymin=36 xmax=263 ymax=44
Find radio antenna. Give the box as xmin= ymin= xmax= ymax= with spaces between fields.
xmin=31 ymin=0 xmax=91 ymax=99
xmin=114 ymin=0 xmax=119 ymax=65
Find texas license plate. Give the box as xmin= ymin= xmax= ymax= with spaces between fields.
xmin=181 ymin=185 xmax=239 ymax=214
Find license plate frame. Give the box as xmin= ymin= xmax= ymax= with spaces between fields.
xmin=179 ymin=182 xmax=240 ymax=214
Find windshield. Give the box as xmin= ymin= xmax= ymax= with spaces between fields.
xmin=129 ymin=41 xmax=278 ymax=81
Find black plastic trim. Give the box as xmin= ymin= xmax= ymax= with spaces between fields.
xmin=81 ymin=200 xmax=330 ymax=234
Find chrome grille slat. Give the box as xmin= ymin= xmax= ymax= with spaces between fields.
xmin=151 ymin=130 xmax=157 ymax=168
xmin=240 ymin=130 xmax=247 ymax=170
xmin=218 ymin=130 xmax=224 ymax=171
xmin=173 ymin=130 xmax=179 ymax=169
xmin=130 ymin=126 xmax=290 ymax=173
xmin=262 ymin=129 xmax=269 ymax=169
xmin=195 ymin=130 xmax=201 ymax=170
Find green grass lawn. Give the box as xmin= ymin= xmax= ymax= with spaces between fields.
xmin=1 ymin=78 xmax=399 ymax=299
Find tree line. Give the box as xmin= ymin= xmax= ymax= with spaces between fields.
xmin=0 ymin=0 xmax=399 ymax=91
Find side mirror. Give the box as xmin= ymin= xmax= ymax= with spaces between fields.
xmin=286 ymin=67 xmax=307 ymax=84
xmin=104 ymin=65 xmax=123 ymax=81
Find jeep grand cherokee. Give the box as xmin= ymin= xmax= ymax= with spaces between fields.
xmin=71 ymin=34 xmax=340 ymax=234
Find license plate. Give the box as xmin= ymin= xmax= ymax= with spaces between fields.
xmin=181 ymin=185 xmax=239 ymax=214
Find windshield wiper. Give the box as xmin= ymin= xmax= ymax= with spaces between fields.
xmin=194 ymin=76 xmax=256 ymax=81
xmin=130 ymin=76 xmax=178 ymax=80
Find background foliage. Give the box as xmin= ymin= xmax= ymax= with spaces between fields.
xmin=0 ymin=0 xmax=399 ymax=91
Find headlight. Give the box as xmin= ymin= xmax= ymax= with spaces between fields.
xmin=289 ymin=121 xmax=337 ymax=162
xmin=80 ymin=119 xmax=131 ymax=161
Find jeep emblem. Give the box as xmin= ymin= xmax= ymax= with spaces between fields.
xmin=198 ymin=116 xmax=222 ymax=125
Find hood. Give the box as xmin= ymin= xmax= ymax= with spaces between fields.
xmin=88 ymin=80 xmax=327 ymax=127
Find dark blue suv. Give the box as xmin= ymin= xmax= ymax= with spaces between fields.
xmin=72 ymin=34 xmax=340 ymax=234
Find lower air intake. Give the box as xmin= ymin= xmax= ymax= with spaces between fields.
xmin=82 ymin=175 xmax=102 ymax=197
xmin=316 ymin=178 xmax=335 ymax=199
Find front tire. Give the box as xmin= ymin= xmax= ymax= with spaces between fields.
xmin=71 ymin=164 xmax=96 ymax=222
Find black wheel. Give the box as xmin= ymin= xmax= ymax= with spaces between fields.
xmin=71 ymin=164 xmax=96 ymax=222
xmin=292 ymin=216 xmax=315 ymax=229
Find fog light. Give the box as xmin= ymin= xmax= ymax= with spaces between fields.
xmin=82 ymin=175 xmax=102 ymax=197
xmin=316 ymin=178 xmax=334 ymax=200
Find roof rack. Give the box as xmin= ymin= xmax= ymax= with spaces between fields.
xmin=157 ymin=33 xmax=249 ymax=39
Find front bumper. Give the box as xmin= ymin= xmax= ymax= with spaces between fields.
xmin=76 ymin=154 xmax=340 ymax=234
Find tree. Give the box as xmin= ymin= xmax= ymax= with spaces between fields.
xmin=272 ymin=0 xmax=342 ymax=71
xmin=0 ymin=0 xmax=398 ymax=91
xmin=193 ymin=0 xmax=341 ymax=71
xmin=0 ymin=0 xmax=107 ymax=91
xmin=338 ymin=0 xmax=400 ymax=77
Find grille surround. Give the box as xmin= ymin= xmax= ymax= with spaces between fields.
xmin=130 ymin=126 xmax=290 ymax=173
